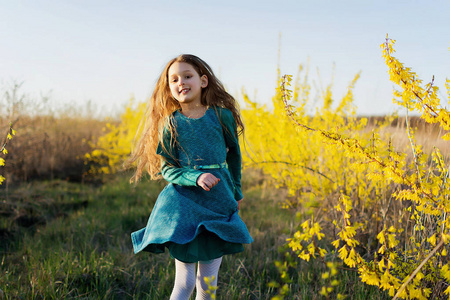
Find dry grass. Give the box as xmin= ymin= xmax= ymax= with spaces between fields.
xmin=365 ymin=115 xmax=450 ymax=158
xmin=0 ymin=115 xmax=107 ymax=184
xmin=0 ymin=80 xmax=115 ymax=184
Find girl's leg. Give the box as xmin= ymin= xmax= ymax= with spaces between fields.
xmin=170 ymin=259 xmax=196 ymax=300
xmin=195 ymin=257 xmax=223 ymax=300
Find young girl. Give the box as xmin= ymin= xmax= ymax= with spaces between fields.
xmin=127 ymin=54 xmax=253 ymax=299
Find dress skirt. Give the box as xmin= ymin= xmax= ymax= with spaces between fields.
xmin=131 ymin=181 xmax=253 ymax=263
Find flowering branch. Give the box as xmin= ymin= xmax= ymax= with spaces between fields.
xmin=0 ymin=121 xmax=16 ymax=185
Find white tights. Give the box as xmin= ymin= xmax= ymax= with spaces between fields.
xmin=170 ymin=257 xmax=223 ymax=300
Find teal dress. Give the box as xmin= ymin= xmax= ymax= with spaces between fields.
xmin=131 ymin=107 xmax=253 ymax=263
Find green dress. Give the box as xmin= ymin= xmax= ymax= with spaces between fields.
xmin=131 ymin=106 xmax=253 ymax=263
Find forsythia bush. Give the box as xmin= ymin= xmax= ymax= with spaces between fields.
xmin=243 ymin=64 xmax=396 ymax=299
xmin=261 ymin=36 xmax=449 ymax=299
xmin=85 ymin=100 xmax=145 ymax=175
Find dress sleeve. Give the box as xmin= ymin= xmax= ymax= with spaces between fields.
xmin=218 ymin=108 xmax=243 ymax=201
xmin=156 ymin=126 xmax=204 ymax=186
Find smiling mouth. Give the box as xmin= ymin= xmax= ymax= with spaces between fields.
xmin=179 ymin=88 xmax=190 ymax=94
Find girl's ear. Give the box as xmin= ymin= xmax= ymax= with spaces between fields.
xmin=200 ymin=75 xmax=208 ymax=88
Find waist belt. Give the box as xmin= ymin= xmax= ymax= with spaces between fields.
xmin=192 ymin=162 xmax=227 ymax=170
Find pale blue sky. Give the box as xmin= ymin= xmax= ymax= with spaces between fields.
xmin=1 ymin=0 xmax=449 ymax=116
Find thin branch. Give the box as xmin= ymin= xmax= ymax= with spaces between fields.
xmin=392 ymin=239 xmax=445 ymax=300
xmin=246 ymin=160 xmax=335 ymax=183
xmin=385 ymin=38 xmax=449 ymax=126
xmin=405 ymin=108 xmax=422 ymax=188
xmin=1 ymin=119 xmax=18 ymax=154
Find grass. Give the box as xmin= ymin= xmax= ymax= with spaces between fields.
xmin=0 ymin=170 xmax=390 ymax=299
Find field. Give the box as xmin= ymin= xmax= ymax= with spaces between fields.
xmin=0 ymin=108 xmax=393 ymax=298
xmin=1 ymin=110 xmax=449 ymax=299
xmin=0 ymin=169 xmax=390 ymax=299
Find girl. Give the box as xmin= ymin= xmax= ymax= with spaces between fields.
xmin=127 ymin=54 xmax=253 ymax=299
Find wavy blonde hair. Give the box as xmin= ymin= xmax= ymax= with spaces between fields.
xmin=125 ymin=54 xmax=244 ymax=183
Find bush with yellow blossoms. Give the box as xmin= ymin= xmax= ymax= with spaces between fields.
xmin=258 ymin=36 xmax=450 ymax=299
xmin=85 ymin=100 xmax=146 ymax=176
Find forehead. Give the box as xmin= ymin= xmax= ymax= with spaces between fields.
xmin=168 ymin=62 xmax=198 ymax=77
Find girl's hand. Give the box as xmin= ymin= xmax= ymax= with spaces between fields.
xmin=197 ymin=173 xmax=220 ymax=191
xmin=237 ymin=199 xmax=243 ymax=210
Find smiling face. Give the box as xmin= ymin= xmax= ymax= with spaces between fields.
xmin=168 ymin=62 xmax=208 ymax=107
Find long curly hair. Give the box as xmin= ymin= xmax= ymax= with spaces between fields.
xmin=125 ymin=54 xmax=244 ymax=183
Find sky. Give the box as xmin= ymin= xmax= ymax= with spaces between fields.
xmin=1 ymin=0 xmax=449 ymax=117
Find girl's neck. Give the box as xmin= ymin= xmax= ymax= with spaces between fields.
xmin=179 ymin=104 xmax=208 ymax=119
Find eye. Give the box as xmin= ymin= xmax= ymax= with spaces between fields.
xmin=185 ymin=75 xmax=192 ymax=79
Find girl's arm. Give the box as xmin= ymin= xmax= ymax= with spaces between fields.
xmin=160 ymin=159 xmax=204 ymax=186
xmin=218 ymin=108 xmax=243 ymax=201
xmin=157 ymin=126 xmax=204 ymax=186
